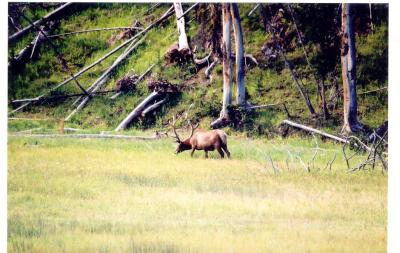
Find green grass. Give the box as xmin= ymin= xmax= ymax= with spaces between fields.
xmin=8 ymin=135 xmax=387 ymax=253
xmin=8 ymin=3 xmax=388 ymax=135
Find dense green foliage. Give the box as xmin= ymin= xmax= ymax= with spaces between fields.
xmin=8 ymin=3 xmax=388 ymax=135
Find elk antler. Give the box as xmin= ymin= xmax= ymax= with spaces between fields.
xmin=187 ymin=120 xmax=199 ymax=139
xmin=170 ymin=115 xmax=181 ymax=143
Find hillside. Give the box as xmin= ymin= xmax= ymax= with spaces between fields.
xmin=7 ymin=3 xmax=388 ymax=136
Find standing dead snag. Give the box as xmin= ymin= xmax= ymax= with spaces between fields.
xmin=230 ymin=3 xmax=246 ymax=106
xmin=210 ymin=3 xmax=232 ymax=129
xmin=174 ymin=2 xmax=191 ymax=52
xmin=341 ymin=4 xmax=365 ymax=133
xmin=166 ymin=2 xmax=197 ymax=64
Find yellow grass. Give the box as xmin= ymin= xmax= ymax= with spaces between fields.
xmin=8 ymin=136 xmax=387 ymax=253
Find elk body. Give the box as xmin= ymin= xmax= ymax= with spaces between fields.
xmin=171 ymin=119 xmax=231 ymax=159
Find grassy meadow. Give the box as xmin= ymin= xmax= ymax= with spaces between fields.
xmin=8 ymin=135 xmax=387 ymax=253
xmin=7 ymin=3 xmax=388 ymax=252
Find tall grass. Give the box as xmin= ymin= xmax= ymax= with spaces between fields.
xmin=8 ymin=136 xmax=387 ymax=253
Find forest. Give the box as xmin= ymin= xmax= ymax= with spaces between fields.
xmin=7 ymin=2 xmax=388 ymax=253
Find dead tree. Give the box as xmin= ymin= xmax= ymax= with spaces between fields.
xmin=141 ymin=98 xmax=167 ymax=116
xmin=65 ymin=6 xmax=176 ymax=121
xmin=174 ymin=2 xmax=191 ymax=52
xmin=8 ymin=2 xmax=73 ymax=43
xmin=9 ymin=22 xmax=57 ymax=69
xmin=230 ymin=3 xmax=246 ymax=106
xmin=282 ymin=119 xmax=350 ymax=144
xmin=115 ymin=80 xmax=181 ymax=131
xmin=115 ymin=91 xmax=163 ymax=131
xmin=8 ymin=33 xmax=141 ymax=116
xmin=65 ymin=37 xmax=145 ymax=121
xmin=48 ymin=26 xmax=143 ymax=39
xmin=166 ymin=3 xmax=199 ymax=64
xmin=341 ymin=4 xmax=365 ymax=133
xmin=210 ymin=3 xmax=232 ymax=129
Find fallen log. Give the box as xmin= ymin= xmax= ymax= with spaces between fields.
xmin=17 ymin=8 xmax=92 ymax=98
xmin=67 ymin=6 xmax=175 ymax=118
xmin=281 ymin=119 xmax=348 ymax=144
xmin=115 ymin=91 xmax=163 ymax=131
xmin=10 ymin=6 xmax=174 ymax=116
xmin=8 ymin=117 xmax=52 ymax=121
xmin=47 ymin=26 xmax=144 ymax=38
xmin=11 ymin=90 xmax=117 ymax=104
xmin=64 ymin=127 xmax=82 ymax=132
xmin=245 ymin=103 xmax=282 ymax=110
xmin=16 ymin=128 xmax=42 ymax=134
xmin=9 ymin=22 xmax=57 ymax=69
xmin=9 ymin=34 xmax=141 ymax=115
xmin=9 ymin=133 xmax=161 ymax=140
xmin=141 ymin=98 xmax=167 ymax=116
xmin=65 ymin=37 xmax=146 ymax=121
xmin=9 ymin=2 xmax=73 ymax=43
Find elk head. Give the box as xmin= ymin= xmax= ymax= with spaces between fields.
xmin=170 ymin=115 xmax=199 ymax=154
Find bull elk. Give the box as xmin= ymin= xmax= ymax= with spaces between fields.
xmin=171 ymin=117 xmax=231 ymax=159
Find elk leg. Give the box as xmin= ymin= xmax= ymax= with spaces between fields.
xmin=221 ymin=144 xmax=231 ymax=159
xmin=204 ymin=150 xmax=209 ymax=158
xmin=191 ymin=148 xmax=196 ymax=157
xmin=217 ymin=148 xmax=225 ymax=159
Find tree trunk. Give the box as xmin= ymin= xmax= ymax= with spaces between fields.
xmin=65 ymin=6 xmax=175 ymax=120
xmin=174 ymin=2 xmax=191 ymax=52
xmin=318 ymin=81 xmax=330 ymax=120
xmin=8 ymin=2 xmax=73 ymax=43
xmin=282 ymin=52 xmax=316 ymax=116
xmin=282 ymin=119 xmax=349 ymax=144
xmin=210 ymin=3 xmax=232 ymax=129
xmin=65 ymin=38 xmax=145 ymax=121
xmin=221 ymin=3 xmax=233 ymax=118
xmin=230 ymin=3 xmax=246 ymax=106
xmin=341 ymin=3 xmax=363 ymax=133
xmin=115 ymin=91 xmax=163 ymax=131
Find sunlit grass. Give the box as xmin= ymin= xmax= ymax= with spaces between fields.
xmin=8 ymin=136 xmax=387 ymax=253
